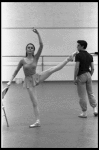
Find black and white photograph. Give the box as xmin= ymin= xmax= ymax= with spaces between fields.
xmin=1 ymin=2 xmax=98 ymax=148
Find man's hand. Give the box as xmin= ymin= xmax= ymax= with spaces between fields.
xmin=74 ymin=79 xmax=78 ymax=85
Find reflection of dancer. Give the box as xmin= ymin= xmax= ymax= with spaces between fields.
xmin=7 ymin=28 xmax=77 ymax=127
xmin=74 ymin=40 xmax=98 ymax=118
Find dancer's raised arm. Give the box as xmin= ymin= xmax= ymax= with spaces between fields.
xmin=33 ymin=28 xmax=43 ymax=60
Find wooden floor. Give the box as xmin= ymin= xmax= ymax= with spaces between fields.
xmin=2 ymin=81 xmax=98 ymax=148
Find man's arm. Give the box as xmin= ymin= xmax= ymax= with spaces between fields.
xmin=90 ymin=62 xmax=94 ymax=76
xmin=74 ymin=61 xmax=80 ymax=84
xmin=33 ymin=28 xmax=43 ymax=60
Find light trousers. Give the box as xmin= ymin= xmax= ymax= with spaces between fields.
xmin=77 ymin=72 xmax=97 ymax=112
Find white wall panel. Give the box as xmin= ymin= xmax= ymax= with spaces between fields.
xmin=2 ymin=2 xmax=98 ymax=81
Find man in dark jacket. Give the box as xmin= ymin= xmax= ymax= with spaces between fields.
xmin=74 ymin=40 xmax=98 ymax=118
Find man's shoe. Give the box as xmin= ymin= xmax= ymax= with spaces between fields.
xmin=78 ymin=113 xmax=87 ymax=118
xmin=93 ymin=112 xmax=98 ymax=117
xmin=93 ymin=107 xmax=98 ymax=117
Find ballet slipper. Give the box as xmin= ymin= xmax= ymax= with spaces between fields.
xmin=78 ymin=112 xmax=87 ymax=118
xmin=29 ymin=120 xmax=41 ymax=128
xmin=72 ymin=51 xmax=78 ymax=57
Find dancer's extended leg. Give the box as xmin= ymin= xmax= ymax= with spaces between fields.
xmin=39 ymin=52 xmax=77 ymax=83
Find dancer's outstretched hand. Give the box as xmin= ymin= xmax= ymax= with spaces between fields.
xmin=7 ymin=81 xmax=11 ymax=87
xmin=32 ymin=28 xmax=39 ymax=34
